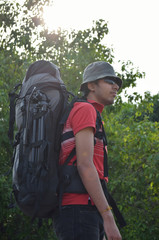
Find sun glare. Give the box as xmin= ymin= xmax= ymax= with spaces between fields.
xmin=43 ymin=6 xmax=59 ymax=31
xmin=43 ymin=1 xmax=95 ymax=32
xmin=43 ymin=5 xmax=72 ymax=32
xmin=43 ymin=2 xmax=87 ymax=32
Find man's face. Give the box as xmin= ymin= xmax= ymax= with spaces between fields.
xmin=88 ymin=79 xmax=119 ymax=106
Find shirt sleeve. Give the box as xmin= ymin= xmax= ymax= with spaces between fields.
xmin=69 ymin=102 xmax=97 ymax=135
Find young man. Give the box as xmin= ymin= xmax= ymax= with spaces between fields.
xmin=53 ymin=61 xmax=123 ymax=240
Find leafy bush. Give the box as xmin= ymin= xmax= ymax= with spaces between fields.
xmin=105 ymin=105 xmax=159 ymax=239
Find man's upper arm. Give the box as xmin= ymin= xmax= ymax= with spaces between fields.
xmin=75 ymin=127 xmax=94 ymax=167
xmin=70 ymin=103 xmax=97 ymax=135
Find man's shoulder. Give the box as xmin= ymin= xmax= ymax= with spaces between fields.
xmin=73 ymin=101 xmax=96 ymax=111
xmin=67 ymin=100 xmax=96 ymax=120
xmin=68 ymin=100 xmax=97 ymax=135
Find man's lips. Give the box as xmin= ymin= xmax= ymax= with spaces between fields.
xmin=111 ymin=92 xmax=117 ymax=97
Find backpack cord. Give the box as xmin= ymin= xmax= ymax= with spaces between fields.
xmin=8 ymin=92 xmax=18 ymax=145
xmin=8 ymin=84 xmax=22 ymax=145
xmin=101 ymin=180 xmax=127 ymax=228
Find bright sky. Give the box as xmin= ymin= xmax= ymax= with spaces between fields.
xmin=18 ymin=0 xmax=159 ymax=97
xmin=42 ymin=0 xmax=159 ymax=97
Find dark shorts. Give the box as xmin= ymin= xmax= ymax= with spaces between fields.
xmin=53 ymin=205 xmax=104 ymax=240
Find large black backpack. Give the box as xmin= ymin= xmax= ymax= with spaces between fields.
xmin=8 ymin=60 xmax=72 ymax=219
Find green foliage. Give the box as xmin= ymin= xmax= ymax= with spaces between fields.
xmin=104 ymin=103 xmax=159 ymax=239
xmin=0 ymin=0 xmax=158 ymax=239
xmin=122 ymin=91 xmax=159 ymax=122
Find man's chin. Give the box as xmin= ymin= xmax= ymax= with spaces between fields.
xmin=105 ymin=99 xmax=115 ymax=106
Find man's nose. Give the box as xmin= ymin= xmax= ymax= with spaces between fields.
xmin=113 ymin=83 xmax=119 ymax=91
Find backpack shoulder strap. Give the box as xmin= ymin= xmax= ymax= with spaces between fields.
xmin=95 ymin=110 xmax=108 ymax=177
xmin=60 ymin=95 xmax=77 ymax=125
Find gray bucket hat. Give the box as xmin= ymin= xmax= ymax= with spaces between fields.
xmin=80 ymin=61 xmax=122 ymax=90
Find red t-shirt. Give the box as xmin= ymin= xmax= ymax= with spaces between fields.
xmin=59 ymin=99 xmax=108 ymax=205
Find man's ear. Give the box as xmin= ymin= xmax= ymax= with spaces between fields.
xmin=87 ymin=82 xmax=96 ymax=92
